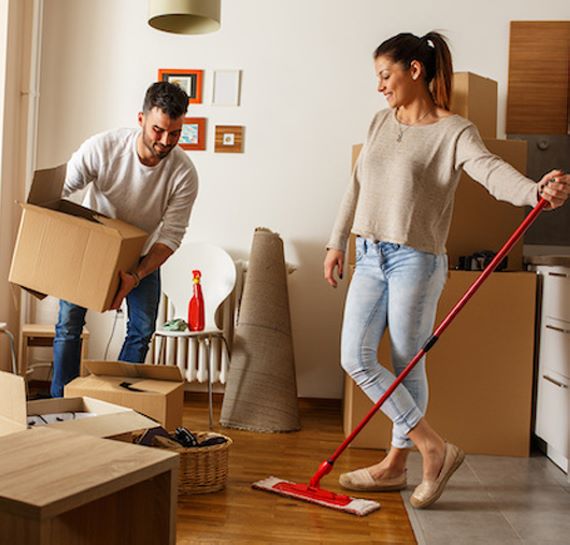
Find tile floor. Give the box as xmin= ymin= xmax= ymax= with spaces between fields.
xmin=401 ymin=450 xmax=570 ymax=545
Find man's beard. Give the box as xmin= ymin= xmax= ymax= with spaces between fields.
xmin=154 ymin=144 xmax=172 ymax=159
xmin=143 ymin=133 xmax=173 ymax=160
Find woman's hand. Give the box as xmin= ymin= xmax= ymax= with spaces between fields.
xmin=324 ymin=249 xmax=345 ymax=288
xmin=538 ymin=170 xmax=570 ymax=209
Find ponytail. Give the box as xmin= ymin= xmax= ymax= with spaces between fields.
xmin=422 ymin=32 xmax=453 ymax=110
xmin=373 ymin=30 xmax=454 ymax=110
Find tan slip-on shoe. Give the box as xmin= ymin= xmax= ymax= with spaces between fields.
xmin=339 ymin=467 xmax=407 ymax=492
xmin=409 ymin=442 xmax=465 ymax=509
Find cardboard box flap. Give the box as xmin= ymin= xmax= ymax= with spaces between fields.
xmin=85 ymin=361 xmax=184 ymax=382
xmin=68 ymin=375 xmax=180 ymax=395
xmin=27 ymin=164 xmax=67 ymax=206
xmin=96 ymin=216 xmax=149 ymax=240
xmin=26 ymin=396 xmax=129 ymax=416
xmin=29 ymin=199 xmax=104 ymax=225
xmin=55 ymin=200 xmax=105 ymax=223
xmin=18 ymin=203 xmax=147 ymax=243
xmin=0 ymin=371 xmax=27 ymax=437
xmin=50 ymin=201 xmax=147 ymax=239
xmin=31 ymin=407 xmax=158 ymax=438
xmin=26 ymin=396 xmax=158 ymax=437
xmin=28 ymin=397 xmax=160 ymax=437
xmin=24 ymin=164 xmax=147 ymax=238
xmin=21 ymin=286 xmax=48 ymax=300
xmin=26 ymin=164 xmax=104 ymax=221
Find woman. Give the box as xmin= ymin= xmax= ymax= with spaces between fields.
xmin=324 ymin=31 xmax=569 ymax=509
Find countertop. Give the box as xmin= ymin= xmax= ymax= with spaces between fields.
xmin=525 ymin=255 xmax=570 ymax=267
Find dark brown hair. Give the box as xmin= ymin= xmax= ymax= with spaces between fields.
xmin=373 ymin=31 xmax=453 ymax=110
xmin=142 ymin=81 xmax=189 ymax=119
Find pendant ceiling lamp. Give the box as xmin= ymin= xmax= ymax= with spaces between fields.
xmin=148 ymin=0 xmax=221 ymax=35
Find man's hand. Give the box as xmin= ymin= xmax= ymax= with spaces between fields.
xmin=110 ymin=271 xmax=137 ymax=310
xmin=108 ymin=243 xmax=174 ymax=311
xmin=324 ymin=249 xmax=345 ymax=288
xmin=538 ymin=170 xmax=570 ymax=209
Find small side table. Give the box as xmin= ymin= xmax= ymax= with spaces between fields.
xmin=19 ymin=324 xmax=90 ymax=378
xmin=0 ymin=427 xmax=179 ymax=545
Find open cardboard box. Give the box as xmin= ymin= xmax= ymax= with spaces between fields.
xmin=9 ymin=164 xmax=148 ymax=312
xmin=0 ymin=370 xmax=158 ymax=439
xmin=65 ymin=361 xmax=185 ymax=431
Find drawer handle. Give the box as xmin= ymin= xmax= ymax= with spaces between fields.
xmin=543 ymin=375 xmax=568 ymax=389
xmin=547 ymin=272 xmax=568 ymax=278
xmin=545 ymin=324 xmax=570 ymax=334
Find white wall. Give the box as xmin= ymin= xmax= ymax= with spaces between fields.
xmin=1 ymin=0 xmax=39 ymax=371
xmin=0 ymin=0 xmax=10 ymax=371
xmin=34 ymin=0 xmax=570 ymax=398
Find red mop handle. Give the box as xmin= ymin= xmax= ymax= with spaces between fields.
xmin=309 ymin=197 xmax=548 ymax=488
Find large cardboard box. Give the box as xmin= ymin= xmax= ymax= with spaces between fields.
xmin=450 ymin=72 xmax=498 ymax=138
xmin=0 ymin=370 xmax=158 ymax=439
xmin=9 ymin=164 xmax=148 ymax=312
xmin=446 ymin=138 xmax=528 ymax=270
xmin=343 ymin=270 xmax=537 ymax=456
xmin=65 ymin=361 xmax=185 ymax=430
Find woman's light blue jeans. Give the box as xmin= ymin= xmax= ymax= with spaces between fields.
xmin=50 ymin=269 xmax=161 ymax=397
xmin=341 ymin=238 xmax=447 ymax=449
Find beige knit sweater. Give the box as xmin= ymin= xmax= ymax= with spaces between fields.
xmin=327 ymin=109 xmax=538 ymax=255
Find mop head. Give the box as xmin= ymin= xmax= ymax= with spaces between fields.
xmin=252 ymin=476 xmax=380 ymax=516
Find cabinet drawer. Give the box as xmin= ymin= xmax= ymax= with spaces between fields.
xmin=539 ymin=318 xmax=570 ymax=379
xmin=542 ymin=268 xmax=570 ymax=323
xmin=535 ymin=371 xmax=570 ymax=457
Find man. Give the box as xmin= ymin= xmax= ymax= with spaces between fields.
xmin=51 ymin=81 xmax=198 ymax=397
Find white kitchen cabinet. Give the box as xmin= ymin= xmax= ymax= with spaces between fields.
xmin=534 ymin=263 xmax=570 ymax=478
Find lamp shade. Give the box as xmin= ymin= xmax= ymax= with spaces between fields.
xmin=148 ymin=0 xmax=221 ymax=34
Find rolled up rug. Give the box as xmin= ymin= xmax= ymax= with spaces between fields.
xmin=220 ymin=228 xmax=300 ymax=432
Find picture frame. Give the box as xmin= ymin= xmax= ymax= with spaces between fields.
xmin=158 ymin=69 xmax=204 ymax=104
xmin=180 ymin=117 xmax=206 ymax=151
xmin=215 ymin=125 xmax=244 ymax=153
xmin=212 ymin=69 xmax=242 ymax=106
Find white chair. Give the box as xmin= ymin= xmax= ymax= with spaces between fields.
xmin=153 ymin=243 xmax=237 ymax=428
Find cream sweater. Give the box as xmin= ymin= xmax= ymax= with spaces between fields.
xmin=64 ymin=128 xmax=198 ymax=255
xmin=327 ymin=109 xmax=538 ymax=255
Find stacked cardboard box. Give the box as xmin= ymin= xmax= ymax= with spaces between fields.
xmin=343 ymin=271 xmax=536 ymax=455
xmin=447 ymin=72 xmax=528 ymax=271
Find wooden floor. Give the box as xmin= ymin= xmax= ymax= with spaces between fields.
xmin=176 ymin=396 xmax=416 ymax=545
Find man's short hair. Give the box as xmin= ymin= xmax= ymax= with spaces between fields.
xmin=142 ymin=81 xmax=189 ymax=119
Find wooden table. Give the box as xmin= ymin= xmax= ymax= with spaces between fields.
xmin=19 ymin=323 xmax=90 ymax=378
xmin=0 ymin=427 xmax=179 ymax=545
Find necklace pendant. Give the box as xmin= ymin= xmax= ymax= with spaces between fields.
xmin=396 ymin=133 xmax=403 ymax=143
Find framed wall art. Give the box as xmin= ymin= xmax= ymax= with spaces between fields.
xmin=215 ymin=125 xmax=244 ymax=153
xmin=158 ymin=69 xmax=204 ymax=104
xmin=212 ymin=69 xmax=242 ymax=106
xmin=180 ymin=117 xmax=206 ymax=151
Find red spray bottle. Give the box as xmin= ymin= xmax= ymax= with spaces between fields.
xmin=188 ymin=270 xmax=205 ymax=332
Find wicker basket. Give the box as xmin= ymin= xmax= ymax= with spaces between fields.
xmin=155 ymin=431 xmax=232 ymax=495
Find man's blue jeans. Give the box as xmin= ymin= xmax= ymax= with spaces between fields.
xmin=50 ymin=269 xmax=161 ymax=397
xmin=341 ymin=238 xmax=447 ymax=449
